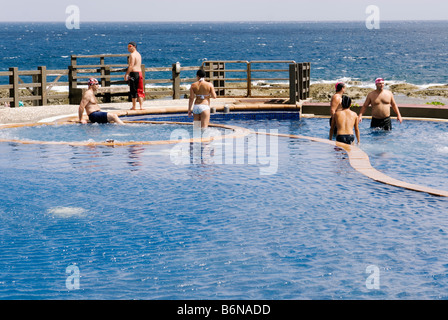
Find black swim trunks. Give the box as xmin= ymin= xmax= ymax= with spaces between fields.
xmin=88 ymin=111 xmax=108 ymax=124
xmin=371 ymin=116 xmax=392 ymax=130
xmin=336 ymin=134 xmax=355 ymax=145
xmin=128 ymin=71 xmax=145 ymax=99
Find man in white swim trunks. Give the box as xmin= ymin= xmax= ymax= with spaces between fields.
xmin=188 ymin=69 xmax=217 ymax=129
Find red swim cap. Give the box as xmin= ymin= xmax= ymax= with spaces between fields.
xmin=88 ymin=78 xmax=99 ymax=86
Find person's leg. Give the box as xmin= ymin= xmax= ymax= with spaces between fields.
xmin=200 ymin=109 xmax=210 ymax=129
xmin=138 ymin=96 xmax=144 ymax=110
xmin=107 ymin=113 xmax=125 ymax=125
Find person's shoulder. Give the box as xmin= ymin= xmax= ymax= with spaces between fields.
xmin=331 ymin=93 xmax=341 ymax=101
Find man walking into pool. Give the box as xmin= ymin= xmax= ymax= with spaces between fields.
xmin=329 ymin=95 xmax=360 ymax=145
xmin=358 ymin=78 xmax=402 ymax=130
xmin=78 ymin=78 xmax=125 ymax=125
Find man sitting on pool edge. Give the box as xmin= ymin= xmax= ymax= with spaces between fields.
xmin=78 ymin=78 xmax=125 ymax=125
xmin=329 ymin=95 xmax=360 ymax=145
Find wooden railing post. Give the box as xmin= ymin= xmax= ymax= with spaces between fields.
xmin=38 ymin=66 xmax=47 ymax=106
xmin=172 ymin=62 xmax=181 ymax=99
xmin=247 ymin=62 xmax=252 ymax=97
xmin=289 ymin=63 xmax=298 ymax=104
xmin=141 ymin=64 xmax=146 ymax=98
xmin=9 ymin=67 xmax=19 ymax=108
xmin=69 ymin=55 xmax=78 ymax=104
xmin=100 ymin=57 xmax=111 ymax=102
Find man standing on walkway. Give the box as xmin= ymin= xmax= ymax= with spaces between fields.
xmin=125 ymin=41 xmax=145 ymax=110
xmin=358 ymin=78 xmax=402 ymax=130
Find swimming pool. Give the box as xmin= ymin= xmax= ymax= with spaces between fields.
xmin=0 ymin=114 xmax=447 ymax=300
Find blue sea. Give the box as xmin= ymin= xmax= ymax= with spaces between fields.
xmin=1 ymin=21 xmax=448 ymax=86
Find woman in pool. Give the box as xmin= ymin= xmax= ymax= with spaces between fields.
xmin=188 ymin=69 xmax=217 ymax=129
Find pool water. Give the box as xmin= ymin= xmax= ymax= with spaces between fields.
xmin=0 ymin=116 xmax=448 ymax=300
xmin=0 ymin=122 xmax=228 ymax=144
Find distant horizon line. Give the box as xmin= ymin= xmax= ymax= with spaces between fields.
xmin=1 ymin=19 xmax=448 ymax=23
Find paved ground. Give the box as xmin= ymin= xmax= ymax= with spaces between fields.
xmin=0 ymin=98 xmax=239 ymax=124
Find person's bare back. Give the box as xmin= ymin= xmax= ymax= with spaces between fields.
xmin=334 ymin=109 xmax=358 ymax=135
xmin=128 ymin=50 xmax=142 ymax=72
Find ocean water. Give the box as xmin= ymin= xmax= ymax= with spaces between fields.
xmin=1 ymin=21 xmax=448 ymax=86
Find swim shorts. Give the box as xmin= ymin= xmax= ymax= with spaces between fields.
xmin=193 ymin=104 xmax=210 ymax=115
xmin=88 ymin=111 xmax=109 ymax=124
xmin=336 ymin=134 xmax=355 ymax=145
xmin=128 ymin=71 xmax=145 ymax=99
xmin=371 ymin=116 xmax=392 ymax=130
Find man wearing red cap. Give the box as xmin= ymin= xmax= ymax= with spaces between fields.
xmin=78 ymin=78 xmax=125 ymax=125
xmin=358 ymin=78 xmax=402 ymax=130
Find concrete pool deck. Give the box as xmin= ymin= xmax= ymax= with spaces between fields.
xmin=1 ymin=97 xmax=448 ymax=197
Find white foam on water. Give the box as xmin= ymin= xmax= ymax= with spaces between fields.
xmin=47 ymin=206 xmax=87 ymax=218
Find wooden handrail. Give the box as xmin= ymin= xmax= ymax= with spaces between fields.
xmin=1 ymin=58 xmax=309 ymax=106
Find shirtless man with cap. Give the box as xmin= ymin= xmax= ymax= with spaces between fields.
xmin=125 ymin=41 xmax=145 ymax=110
xmin=358 ymin=78 xmax=402 ymax=130
xmin=330 ymin=95 xmax=360 ymax=145
xmin=78 ymin=78 xmax=124 ymax=125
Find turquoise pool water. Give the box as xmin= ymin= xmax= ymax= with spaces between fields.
xmin=0 ymin=122 xmax=223 ymax=144
xmin=0 ymin=115 xmax=447 ymax=300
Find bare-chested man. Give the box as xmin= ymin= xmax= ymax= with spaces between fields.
xmin=329 ymin=95 xmax=360 ymax=145
xmin=329 ymin=82 xmax=346 ymax=136
xmin=125 ymin=41 xmax=145 ymax=110
xmin=78 ymin=78 xmax=124 ymax=125
xmin=358 ymin=78 xmax=402 ymax=130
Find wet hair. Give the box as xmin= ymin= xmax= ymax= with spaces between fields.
xmin=128 ymin=41 xmax=137 ymax=49
xmin=197 ymin=69 xmax=206 ymax=78
xmin=335 ymin=82 xmax=345 ymax=92
xmin=341 ymin=95 xmax=352 ymax=109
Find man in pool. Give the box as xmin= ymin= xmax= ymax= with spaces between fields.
xmin=78 ymin=78 xmax=125 ymax=125
xmin=125 ymin=41 xmax=145 ymax=110
xmin=358 ymin=78 xmax=402 ymax=130
xmin=329 ymin=95 xmax=360 ymax=145
xmin=329 ymin=82 xmax=346 ymax=137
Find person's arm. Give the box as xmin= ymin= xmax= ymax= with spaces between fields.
xmin=390 ymin=94 xmax=402 ymax=123
xmin=209 ymin=83 xmax=217 ymax=99
xmin=125 ymin=55 xmax=135 ymax=81
xmin=78 ymin=96 xmax=88 ymax=124
xmin=330 ymin=95 xmax=339 ymax=117
xmin=358 ymin=94 xmax=371 ymax=123
xmin=354 ymin=116 xmax=360 ymax=144
xmin=329 ymin=114 xmax=336 ymax=140
xmin=188 ymin=87 xmax=195 ymax=117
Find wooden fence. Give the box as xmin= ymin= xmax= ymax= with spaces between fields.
xmin=0 ymin=67 xmax=69 ymax=108
xmin=0 ymin=54 xmax=310 ymax=107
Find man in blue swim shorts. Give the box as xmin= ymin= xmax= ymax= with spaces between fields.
xmin=78 ymin=78 xmax=124 ymax=125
